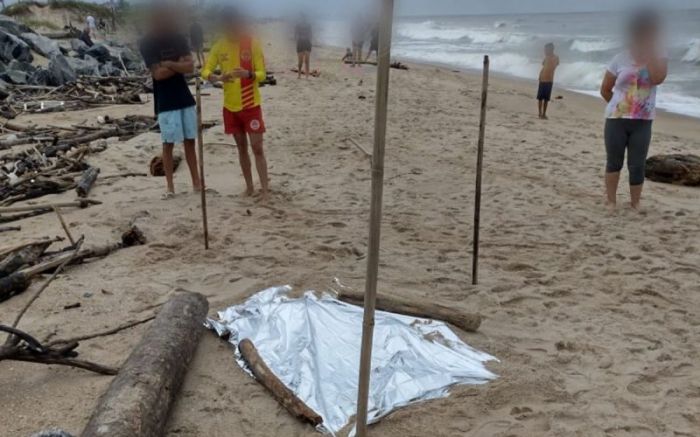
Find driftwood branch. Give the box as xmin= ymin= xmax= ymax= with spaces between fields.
xmin=239 ymin=338 xmax=324 ymax=427
xmin=76 ymin=167 xmax=100 ymax=197
xmin=81 ymin=292 xmax=209 ymax=437
xmin=337 ymin=289 xmax=482 ymax=333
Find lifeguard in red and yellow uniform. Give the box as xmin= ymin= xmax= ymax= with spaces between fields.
xmin=202 ymin=8 xmax=269 ymax=202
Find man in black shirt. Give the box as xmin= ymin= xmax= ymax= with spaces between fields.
xmin=139 ymin=4 xmax=201 ymax=198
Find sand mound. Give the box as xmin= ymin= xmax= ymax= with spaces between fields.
xmin=3 ymin=0 xmax=112 ymax=33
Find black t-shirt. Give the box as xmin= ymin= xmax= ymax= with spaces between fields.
xmin=139 ymin=33 xmax=195 ymax=114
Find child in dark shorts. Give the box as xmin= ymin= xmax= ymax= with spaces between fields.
xmin=537 ymin=42 xmax=559 ymax=119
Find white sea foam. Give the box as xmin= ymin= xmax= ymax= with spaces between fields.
xmin=681 ymin=38 xmax=700 ymax=63
xmin=570 ymin=39 xmax=620 ymax=53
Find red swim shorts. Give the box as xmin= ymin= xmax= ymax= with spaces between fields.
xmin=223 ymin=106 xmax=266 ymax=135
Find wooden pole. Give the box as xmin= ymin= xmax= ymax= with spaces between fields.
xmin=355 ymin=0 xmax=395 ymax=435
xmin=52 ymin=206 xmax=76 ymax=246
xmin=195 ymin=77 xmax=210 ymax=250
xmin=472 ymin=56 xmax=490 ymax=286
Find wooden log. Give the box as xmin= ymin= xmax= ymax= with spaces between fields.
xmin=337 ymin=288 xmax=482 ymax=333
xmin=646 ymin=154 xmax=700 ymax=186
xmin=0 ymin=199 xmax=101 ymax=214
xmin=0 ymin=226 xmax=20 ymax=233
xmin=239 ymin=338 xmax=323 ymax=427
xmin=80 ymin=292 xmax=209 ymax=437
xmin=76 ymin=167 xmax=100 ymax=197
xmin=0 ymin=240 xmax=53 ymax=277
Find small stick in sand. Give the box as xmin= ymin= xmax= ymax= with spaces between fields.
xmin=52 ymin=206 xmax=76 ymax=246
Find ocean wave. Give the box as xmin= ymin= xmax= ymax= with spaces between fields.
xmin=397 ymin=21 xmax=529 ymax=45
xmin=569 ymin=39 xmax=620 ymax=53
xmin=681 ymin=38 xmax=700 ymax=63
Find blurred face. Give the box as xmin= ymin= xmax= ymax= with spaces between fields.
xmin=545 ymin=45 xmax=554 ymax=56
xmin=150 ymin=7 xmax=176 ymax=34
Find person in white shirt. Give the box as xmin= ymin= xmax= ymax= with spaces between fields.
xmin=86 ymin=15 xmax=96 ymax=37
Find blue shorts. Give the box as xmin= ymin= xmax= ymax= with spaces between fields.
xmin=537 ymin=82 xmax=553 ymax=102
xmin=157 ymin=106 xmax=197 ymax=144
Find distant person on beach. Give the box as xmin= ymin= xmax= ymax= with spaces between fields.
xmin=139 ymin=3 xmax=201 ymax=198
xmin=351 ymin=16 xmax=366 ymax=67
xmin=537 ymin=43 xmax=559 ymax=119
xmin=365 ymin=24 xmax=379 ymax=62
xmin=79 ymin=27 xmax=94 ymax=47
xmin=295 ymin=13 xmax=313 ymax=79
xmin=202 ymin=8 xmax=270 ymax=202
xmin=190 ymin=18 xmax=205 ymax=68
xmin=86 ymin=15 xmax=97 ymax=37
xmin=600 ymin=10 xmax=667 ymax=211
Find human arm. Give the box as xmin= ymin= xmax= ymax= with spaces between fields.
xmin=600 ymin=71 xmax=616 ymax=102
xmin=161 ymin=55 xmax=195 ymax=75
xmin=250 ymin=38 xmax=267 ymax=83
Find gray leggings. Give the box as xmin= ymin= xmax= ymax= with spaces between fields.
xmin=604 ymin=118 xmax=652 ymax=186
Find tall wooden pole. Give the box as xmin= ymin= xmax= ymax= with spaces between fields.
xmin=195 ymin=77 xmax=210 ymax=250
xmin=355 ymin=0 xmax=395 ymax=435
xmin=471 ymin=56 xmax=489 ymax=285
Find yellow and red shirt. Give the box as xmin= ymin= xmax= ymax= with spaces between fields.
xmin=201 ymin=36 xmax=266 ymax=113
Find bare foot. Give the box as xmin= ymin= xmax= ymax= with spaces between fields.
xmin=605 ymin=201 xmax=617 ymax=213
xmin=259 ymin=190 xmax=270 ymax=204
xmin=542 ymin=115 xmax=549 ymax=120
xmin=243 ymin=187 xmax=254 ymax=197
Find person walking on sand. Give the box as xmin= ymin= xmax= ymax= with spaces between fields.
xmin=295 ymin=13 xmax=312 ymax=79
xmin=86 ymin=15 xmax=97 ymax=38
xmin=365 ymin=23 xmax=379 ymax=63
xmin=190 ymin=17 xmax=205 ymax=69
xmin=139 ymin=4 xmax=201 ymax=199
xmin=600 ymin=10 xmax=667 ymax=211
xmin=351 ymin=15 xmax=366 ymax=67
xmin=537 ymin=43 xmax=559 ymax=119
xmin=202 ymin=8 xmax=270 ymax=202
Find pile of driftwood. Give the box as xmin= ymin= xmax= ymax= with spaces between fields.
xmin=0 ymin=76 xmax=150 ymax=119
xmin=0 ymin=115 xmax=155 ymax=208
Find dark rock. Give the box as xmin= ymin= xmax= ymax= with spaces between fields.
xmin=85 ymin=43 xmax=111 ymax=63
xmin=20 ymin=32 xmax=61 ymax=57
xmin=70 ymin=38 xmax=89 ymax=56
xmin=30 ymin=68 xmax=52 ymax=86
xmin=0 ymin=77 xmax=10 ymax=99
xmin=0 ymin=30 xmax=33 ymax=63
xmin=0 ymin=69 xmax=29 ymax=84
xmin=0 ymin=15 xmax=32 ymax=37
xmin=7 ymin=59 xmax=35 ymax=73
xmin=99 ymin=61 xmax=123 ymax=77
xmin=48 ymin=54 xmax=77 ymax=85
xmin=66 ymin=55 xmax=99 ymax=76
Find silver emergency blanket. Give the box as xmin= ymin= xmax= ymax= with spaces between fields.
xmin=207 ymin=285 xmax=497 ymax=435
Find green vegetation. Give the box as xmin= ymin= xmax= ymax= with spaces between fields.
xmin=3 ymin=1 xmax=114 ymax=20
xmin=2 ymin=1 xmax=38 ymax=16
xmin=18 ymin=18 xmax=61 ymax=30
xmin=48 ymin=0 xmax=113 ymax=19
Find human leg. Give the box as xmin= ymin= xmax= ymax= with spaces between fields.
xmin=604 ymin=119 xmax=628 ymax=207
xmin=249 ymin=132 xmax=269 ymax=201
xmin=626 ymin=120 xmax=653 ymax=209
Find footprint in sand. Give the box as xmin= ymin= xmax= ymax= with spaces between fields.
xmin=627 ymin=375 xmax=661 ymax=396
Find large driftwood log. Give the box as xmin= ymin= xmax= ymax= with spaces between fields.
xmin=646 ymin=154 xmax=700 ymax=187
xmin=80 ymin=292 xmax=209 ymax=437
xmin=76 ymin=167 xmax=100 ymax=197
xmin=239 ymin=338 xmax=324 ymax=427
xmin=337 ymin=289 xmax=482 ymax=333
xmin=0 ymin=240 xmax=53 ymax=277
xmin=0 ymin=226 xmax=145 ymax=302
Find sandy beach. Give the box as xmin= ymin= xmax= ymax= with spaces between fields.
xmin=1 ymin=22 xmax=699 ymax=437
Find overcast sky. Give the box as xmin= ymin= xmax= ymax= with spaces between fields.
xmin=243 ymin=0 xmax=700 ymax=17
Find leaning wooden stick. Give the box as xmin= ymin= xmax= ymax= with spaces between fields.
xmin=81 ymin=292 xmax=208 ymax=437
xmin=472 ymin=55 xmax=490 ymax=286
xmin=337 ymin=288 xmax=482 ymax=333
xmin=239 ymin=338 xmax=323 ymax=426
xmin=195 ymin=77 xmax=210 ymax=250
xmin=52 ymin=206 xmax=76 ymax=245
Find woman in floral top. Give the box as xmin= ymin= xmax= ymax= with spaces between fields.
xmin=600 ymin=10 xmax=667 ymax=211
